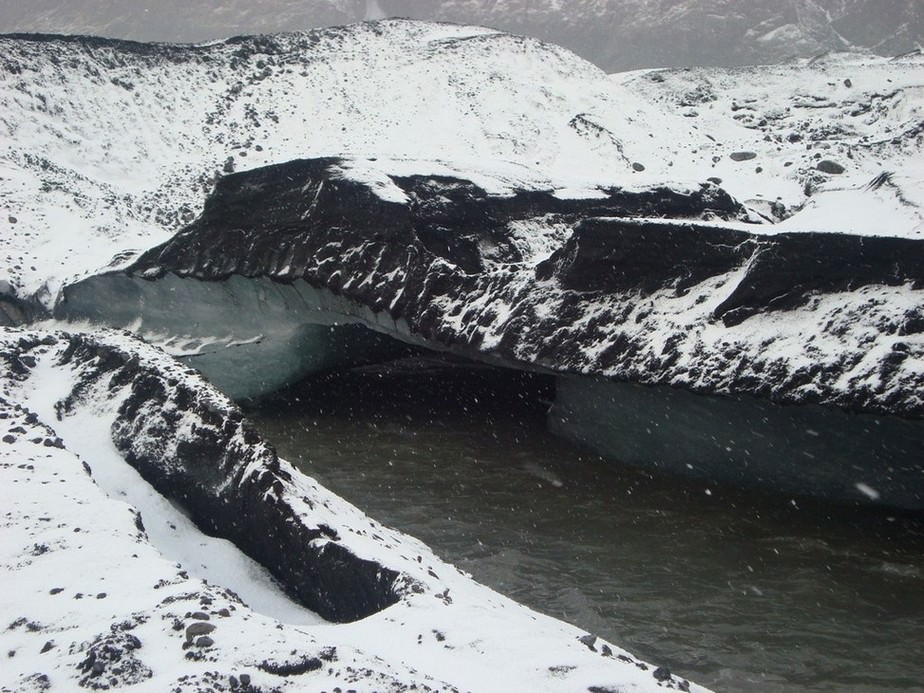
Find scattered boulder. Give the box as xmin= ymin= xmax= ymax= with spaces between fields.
xmin=729 ymin=151 xmax=757 ymax=161
xmin=653 ymin=666 xmax=672 ymax=682
xmin=816 ymin=159 xmax=845 ymax=174
xmin=184 ymin=621 xmax=215 ymax=643
xmin=77 ymin=631 xmax=152 ymax=690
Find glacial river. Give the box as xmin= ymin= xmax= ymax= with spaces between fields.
xmin=250 ymin=358 xmax=924 ymax=692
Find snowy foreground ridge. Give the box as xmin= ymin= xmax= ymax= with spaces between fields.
xmin=1 ymin=326 xmax=702 ymax=692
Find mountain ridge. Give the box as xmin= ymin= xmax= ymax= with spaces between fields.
xmin=2 ymin=0 xmax=921 ymax=71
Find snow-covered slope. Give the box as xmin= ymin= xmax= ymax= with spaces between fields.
xmin=615 ymin=52 xmax=924 ymax=235
xmin=0 ymin=20 xmax=622 ymax=304
xmin=1 ymin=325 xmax=703 ymax=692
xmin=2 ymin=20 xmax=922 ymax=309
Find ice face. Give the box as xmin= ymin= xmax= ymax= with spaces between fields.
xmin=549 ymin=375 xmax=924 ymax=511
xmin=57 ymin=272 xmax=420 ymax=399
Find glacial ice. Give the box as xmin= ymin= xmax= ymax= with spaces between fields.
xmin=549 ymin=376 xmax=924 ymax=510
xmin=57 ymin=273 xmax=421 ymax=399
xmin=58 ymin=266 xmax=924 ymax=510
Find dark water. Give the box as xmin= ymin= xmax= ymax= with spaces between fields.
xmin=249 ymin=358 xmax=924 ymax=692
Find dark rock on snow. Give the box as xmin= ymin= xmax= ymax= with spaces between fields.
xmin=816 ymin=159 xmax=846 ymax=174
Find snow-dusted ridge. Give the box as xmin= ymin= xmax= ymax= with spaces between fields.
xmin=1 ymin=325 xmax=703 ymax=692
xmin=2 ymin=0 xmax=920 ymax=72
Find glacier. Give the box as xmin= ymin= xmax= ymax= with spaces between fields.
xmin=550 ymin=376 xmax=924 ymax=509
xmin=2 ymin=16 xmax=924 ymax=691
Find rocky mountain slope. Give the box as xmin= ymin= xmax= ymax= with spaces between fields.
xmin=2 ymin=0 xmax=922 ymax=71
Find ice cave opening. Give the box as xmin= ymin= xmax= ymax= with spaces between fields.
xmin=58 ymin=271 xmax=924 ymax=512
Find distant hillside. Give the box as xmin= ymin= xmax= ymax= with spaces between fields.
xmin=1 ymin=0 xmax=921 ymax=70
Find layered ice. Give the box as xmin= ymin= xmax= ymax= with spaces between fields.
xmin=59 ymin=272 xmax=421 ymax=399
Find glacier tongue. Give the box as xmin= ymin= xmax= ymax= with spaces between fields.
xmin=55 ymin=156 xmax=924 ymax=509
xmin=59 ymin=157 xmax=924 ymax=417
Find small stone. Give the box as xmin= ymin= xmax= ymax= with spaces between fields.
xmin=239 ymin=673 xmax=251 ymax=686
xmin=653 ymin=666 xmax=672 ymax=682
xmin=49 ymin=588 xmax=64 ymax=595
xmin=194 ymin=635 xmax=214 ymax=648
xmin=631 ymin=162 xmax=645 ymax=172
xmin=578 ymin=633 xmax=597 ymax=651
xmin=729 ymin=151 xmax=757 ymax=161
xmin=190 ymin=611 xmax=210 ymax=621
